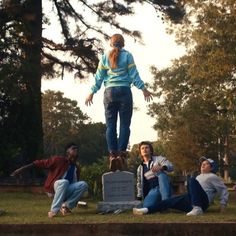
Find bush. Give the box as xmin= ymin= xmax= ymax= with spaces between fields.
xmin=80 ymin=157 xmax=109 ymax=199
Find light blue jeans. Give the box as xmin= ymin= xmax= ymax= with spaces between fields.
xmin=50 ymin=179 xmax=88 ymax=213
xmin=143 ymin=172 xmax=171 ymax=208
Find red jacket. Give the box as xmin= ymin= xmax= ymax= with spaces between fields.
xmin=33 ymin=156 xmax=80 ymax=194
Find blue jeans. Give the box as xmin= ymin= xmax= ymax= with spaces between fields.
xmin=143 ymin=172 xmax=172 ymax=208
xmin=103 ymin=86 xmax=133 ymax=152
xmin=148 ymin=177 xmax=209 ymax=213
xmin=50 ymin=179 xmax=88 ymax=213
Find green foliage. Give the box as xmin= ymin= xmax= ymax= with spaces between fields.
xmin=80 ymin=157 xmax=109 ymax=199
xmin=42 ymin=90 xmax=88 ymax=155
xmin=149 ymin=0 xmax=236 ymax=174
xmin=127 ymin=144 xmax=141 ymax=174
xmin=77 ymin=122 xmax=107 ymax=165
xmin=42 ymin=90 xmax=107 ymax=164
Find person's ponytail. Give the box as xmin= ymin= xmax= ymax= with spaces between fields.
xmin=108 ymin=34 xmax=125 ymax=69
xmin=109 ymin=47 xmax=120 ymax=69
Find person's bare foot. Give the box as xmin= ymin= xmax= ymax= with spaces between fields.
xmin=48 ymin=211 xmax=57 ymax=218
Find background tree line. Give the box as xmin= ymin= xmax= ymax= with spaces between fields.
xmin=42 ymin=90 xmax=107 ymax=165
xmin=148 ymin=0 xmax=236 ymax=179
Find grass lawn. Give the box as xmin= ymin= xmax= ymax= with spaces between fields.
xmin=0 ymin=191 xmax=236 ymax=224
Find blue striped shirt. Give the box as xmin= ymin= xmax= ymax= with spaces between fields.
xmin=91 ymin=49 xmax=145 ymax=94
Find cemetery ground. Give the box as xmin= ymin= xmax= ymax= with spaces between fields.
xmin=0 ymin=190 xmax=236 ymax=224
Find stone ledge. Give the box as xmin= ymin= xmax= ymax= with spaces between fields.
xmin=0 ymin=223 xmax=236 ymax=236
xmin=97 ymin=200 xmax=142 ymax=212
xmin=0 ymin=185 xmax=45 ymax=194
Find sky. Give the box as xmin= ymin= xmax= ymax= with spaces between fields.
xmin=41 ymin=2 xmax=185 ymax=148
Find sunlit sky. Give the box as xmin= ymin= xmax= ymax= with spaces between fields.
xmin=41 ymin=2 xmax=185 ymax=147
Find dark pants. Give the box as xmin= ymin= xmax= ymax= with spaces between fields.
xmin=148 ymin=177 xmax=209 ymax=213
xmin=103 ymin=86 xmax=133 ymax=152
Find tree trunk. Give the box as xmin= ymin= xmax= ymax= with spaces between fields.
xmin=21 ymin=0 xmax=43 ymax=162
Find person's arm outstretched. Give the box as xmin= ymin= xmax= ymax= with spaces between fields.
xmin=85 ymin=93 xmax=94 ymax=106
xmin=85 ymin=55 xmax=107 ymax=106
xmin=142 ymin=88 xmax=153 ymax=102
xmin=10 ymin=163 xmax=34 ymax=177
xmin=127 ymin=53 xmax=153 ymax=102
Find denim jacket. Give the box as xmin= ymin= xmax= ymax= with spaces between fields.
xmin=136 ymin=155 xmax=174 ymax=198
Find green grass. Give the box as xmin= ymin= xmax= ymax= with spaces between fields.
xmin=0 ymin=191 xmax=236 ymax=224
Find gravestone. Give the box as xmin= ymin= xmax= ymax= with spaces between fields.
xmin=97 ymin=171 xmax=141 ymax=213
xmin=103 ymin=171 xmax=135 ymax=201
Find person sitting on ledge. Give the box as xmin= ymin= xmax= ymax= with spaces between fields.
xmin=136 ymin=141 xmax=174 ymax=209
xmin=133 ymin=156 xmax=229 ymax=216
xmin=11 ymin=142 xmax=88 ymax=218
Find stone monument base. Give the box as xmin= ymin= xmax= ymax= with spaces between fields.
xmin=97 ymin=200 xmax=142 ymax=213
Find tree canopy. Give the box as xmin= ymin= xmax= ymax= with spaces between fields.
xmin=0 ymin=0 xmax=185 ymax=79
xmin=42 ymin=90 xmax=107 ymax=165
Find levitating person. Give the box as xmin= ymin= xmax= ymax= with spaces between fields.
xmin=85 ymin=33 xmax=153 ymax=171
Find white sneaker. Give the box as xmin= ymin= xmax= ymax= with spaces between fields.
xmin=186 ymin=206 xmax=203 ymax=216
xmin=133 ymin=208 xmax=148 ymax=215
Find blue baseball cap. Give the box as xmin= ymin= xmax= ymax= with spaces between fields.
xmin=199 ymin=156 xmax=218 ymax=173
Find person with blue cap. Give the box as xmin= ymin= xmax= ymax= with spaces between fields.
xmin=133 ymin=156 xmax=229 ymax=216
xmin=11 ymin=142 xmax=88 ymax=218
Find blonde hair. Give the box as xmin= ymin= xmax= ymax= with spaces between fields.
xmin=108 ymin=34 xmax=125 ymax=69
